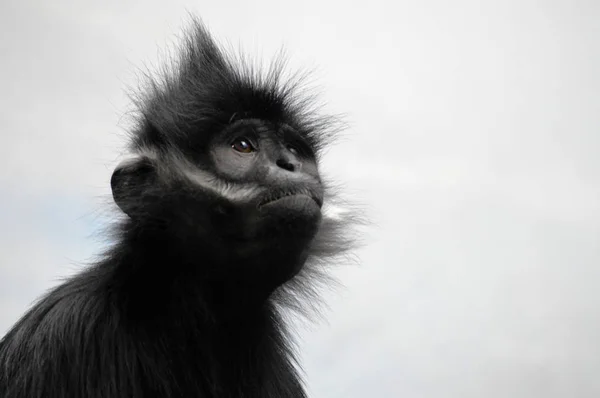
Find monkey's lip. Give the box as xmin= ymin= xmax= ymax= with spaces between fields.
xmin=257 ymin=190 xmax=323 ymax=209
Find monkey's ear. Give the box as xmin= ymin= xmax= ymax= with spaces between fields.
xmin=111 ymin=158 xmax=156 ymax=218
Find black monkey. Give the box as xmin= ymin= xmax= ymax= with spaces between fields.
xmin=0 ymin=19 xmax=356 ymax=398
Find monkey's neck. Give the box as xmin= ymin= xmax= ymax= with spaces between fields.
xmin=98 ymin=234 xmax=301 ymax=390
xmin=103 ymin=228 xmax=286 ymax=322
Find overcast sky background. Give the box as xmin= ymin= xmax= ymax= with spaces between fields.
xmin=1 ymin=0 xmax=599 ymax=397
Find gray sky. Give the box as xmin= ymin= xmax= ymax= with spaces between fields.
xmin=1 ymin=0 xmax=599 ymax=397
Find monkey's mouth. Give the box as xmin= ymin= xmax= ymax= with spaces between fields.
xmin=257 ymin=189 xmax=323 ymax=209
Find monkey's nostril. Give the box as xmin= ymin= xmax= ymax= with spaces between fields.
xmin=276 ymin=158 xmax=295 ymax=172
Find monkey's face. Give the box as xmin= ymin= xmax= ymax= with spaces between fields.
xmin=210 ymin=119 xmax=323 ymax=222
xmin=111 ymin=119 xmax=324 ymax=284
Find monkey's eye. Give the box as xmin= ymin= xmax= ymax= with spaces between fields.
xmin=232 ymin=137 xmax=255 ymax=153
xmin=287 ymin=145 xmax=299 ymax=156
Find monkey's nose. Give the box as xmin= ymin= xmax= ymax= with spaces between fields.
xmin=276 ymin=158 xmax=300 ymax=172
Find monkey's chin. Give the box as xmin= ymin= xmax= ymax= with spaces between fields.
xmin=259 ymin=194 xmax=322 ymax=219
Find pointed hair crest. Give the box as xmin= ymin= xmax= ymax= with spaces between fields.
xmin=129 ymin=18 xmax=340 ymax=159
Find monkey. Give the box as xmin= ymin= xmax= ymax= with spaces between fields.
xmin=0 ymin=18 xmax=358 ymax=398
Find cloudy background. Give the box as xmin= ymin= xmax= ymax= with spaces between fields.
xmin=1 ymin=0 xmax=599 ymax=396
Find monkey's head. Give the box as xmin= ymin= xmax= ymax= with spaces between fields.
xmin=109 ymin=21 xmax=344 ymax=292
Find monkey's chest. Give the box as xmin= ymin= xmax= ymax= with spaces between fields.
xmin=133 ymin=332 xmax=303 ymax=398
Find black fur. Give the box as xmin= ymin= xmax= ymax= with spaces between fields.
xmin=0 ymin=18 xmax=357 ymax=398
